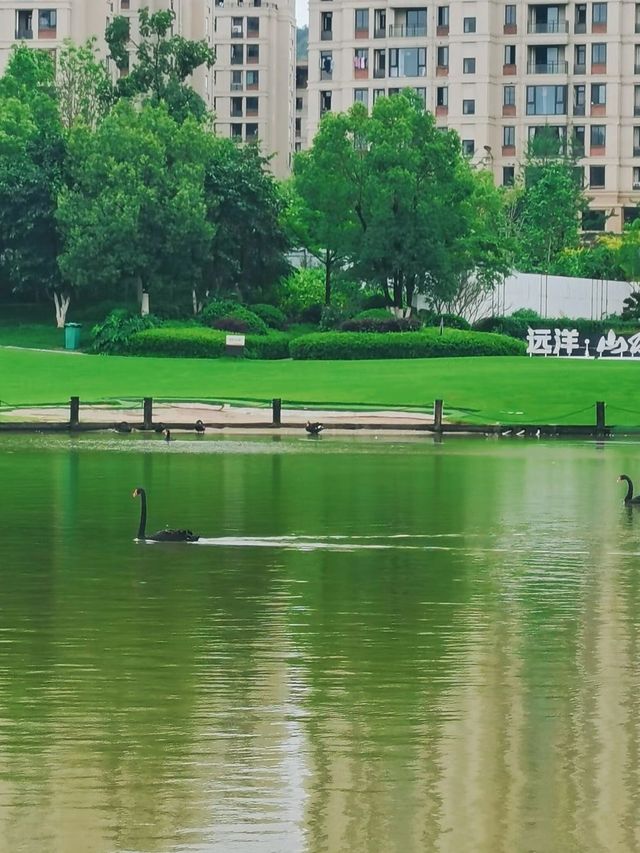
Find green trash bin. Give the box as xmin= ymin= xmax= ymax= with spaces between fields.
xmin=64 ymin=322 xmax=82 ymax=350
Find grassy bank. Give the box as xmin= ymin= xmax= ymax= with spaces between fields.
xmin=2 ymin=347 xmax=640 ymax=425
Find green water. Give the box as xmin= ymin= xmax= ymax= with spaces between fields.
xmin=1 ymin=433 xmax=640 ymax=852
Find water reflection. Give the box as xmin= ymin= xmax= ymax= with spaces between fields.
xmin=0 ymin=436 xmax=640 ymax=851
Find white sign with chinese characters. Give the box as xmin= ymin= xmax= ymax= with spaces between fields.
xmin=527 ymin=327 xmax=640 ymax=359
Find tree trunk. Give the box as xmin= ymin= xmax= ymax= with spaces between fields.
xmin=192 ymin=288 xmax=203 ymax=315
xmin=324 ymin=251 xmax=332 ymax=306
xmin=54 ymin=291 xmax=71 ymax=329
xmin=141 ymin=291 xmax=150 ymax=316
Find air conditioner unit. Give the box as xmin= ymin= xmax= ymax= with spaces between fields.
xmin=232 ymin=25 xmax=243 ymax=34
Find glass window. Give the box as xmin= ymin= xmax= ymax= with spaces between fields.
xmin=526 ymin=85 xmax=567 ymax=115
xmin=504 ymin=5 xmax=516 ymax=25
xmin=247 ymin=16 xmax=259 ymax=34
xmin=591 ymin=83 xmax=606 ymax=105
xmin=504 ymin=45 xmax=516 ymax=64
xmin=592 ymin=3 xmax=607 ymax=24
xmin=39 ymin=9 xmax=57 ymax=29
xmin=503 ymin=126 xmax=515 ymax=146
xmin=463 ymin=16 xmax=476 ymax=32
xmin=437 ymin=6 xmax=449 ymax=27
xmin=437 ymin=46 xmax=449 ymax=67
xmin=355 ymin=9 xmax=369 ymax=31
xmin=436 ymin=85 xmax=448 ymax=106
xmin=247 ymin=44 xmax=259 ymax=62
xmin=591 ymin=43 xmax=606 ymax=64
xmin=389 ymin=47 xmax=426 ymax=77
xmin=503 ymin=85 xmax=515 ymax=105
xmin=354 ymin=88 xmax=369 ymax=105
xmin=463 ymin=57 xmax=476 ymax=74
xmin=589 ymin=165 xmax=605 ymax=187
xmin=590 ymin=125 xmax=606 ymax=145
xmin=462 ymin=139 xmax=475 ymax=155
xmin=246 ymin=69 xmax=259 ymax=88
xmin=503 ymin=166 xmax=515 ymax=185
xmin=462 ymin=99 xmax=475 ymax=114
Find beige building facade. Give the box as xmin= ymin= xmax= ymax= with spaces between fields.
xmin=0 ymin=0 xmax=295 ymax=177
xmin=307 ymin=0 xmax=640 ymax=230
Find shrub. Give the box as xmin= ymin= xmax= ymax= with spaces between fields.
xmin=512 ymin=307 xmax=541 ymax=321
xmin=91 ymin=309 xmax=160 ymax=354
xmin=475 ymin=315 xmax=640 ymax=341
xmin=278 ymin=268 xmax=325 ymax=320
xmin=250 ymin=303 xmax=288 ymax=330
xmin=201 ymin=299 xmax=268 ymax=335
xmin=319 ymin=304 xmax=352 ymax=330
xmin=340 ymin=309 xmax=421 ymax=332
xmin=300 ymin=302 xmax=323 ymax=324
xmin=290 ymin=329 xmax=526 ymax=360
xmin=437 ymin=313 xmax=471 ymax=331
xmin=128 ymin=327 xmax=227 ymax=358
xmin=360 ymin=293 xmax=389 ymax=310
xmin=473 ymin=316 xmax=530 ymax=339
xmin=245 ymin=332 xmax=292 ymax=359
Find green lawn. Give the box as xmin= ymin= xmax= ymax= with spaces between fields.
xmin=1 ymin=346 xmax=640 ymax=425
xmin=0 ymin=323 xmax=67 ymax=350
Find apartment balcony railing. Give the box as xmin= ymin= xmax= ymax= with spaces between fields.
xmin=527 ymin=20 xmax=568 ymax=33
xmin=527 ymin=61 xmax=568 ymax=73
xmin=230 ymin=82 xmax=243 ymax=91
xmin=388 ymin=25 xmax=427 ymax=37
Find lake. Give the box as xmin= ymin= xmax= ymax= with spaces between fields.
xmin=0 ymin=432 xmax=639 ymax=853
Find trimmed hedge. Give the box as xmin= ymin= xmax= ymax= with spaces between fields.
xmin=201 ymin=299 xmax=268 ymax=335
xmin=128 ymin=326 xmax=292 ymax=359
xmin=290 ymin=329 xmax=526 ymax=360
xmin=129 ymin=327 xmax=227 ymax=358
xmin=474 ymin=315 xmax=640 ymax=341
xmin=341 ymin=309 xmax=421 ymax=333
xmin=250 ymin=303 xmax=288 ymax=330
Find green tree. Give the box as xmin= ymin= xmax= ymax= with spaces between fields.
xmin=0 ymin=47 xmax=69 ymax=325
xmin=510 ymin=130 xmax=589 ymax=273
xmin=57 ymin=102 xmax=213 ymax=315
xmin=202 ymin=138 xmax=289 ymax=304
xmin=105 ymin=8 xmax=215 ymax=123
xmin=56 ymin=38 xmax=114 ymax=129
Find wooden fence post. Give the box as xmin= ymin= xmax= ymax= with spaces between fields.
xmin=596 ymin=400 xmax=606 ymax=435
xmin=272 ymin=398 xmax=282 ymax=425
xmin=143 ymin=397 xmax=153 ymax=430
xmin=69 ymin=396 xmax=80 ymax=429
xmin=434 ymin=399 xmax=443 ymax=433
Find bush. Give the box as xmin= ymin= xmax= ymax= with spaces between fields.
xmin=300 ymin=302 xmax=323 ymax=324
xmin=290 ymin=329 xmax=526 ymax=360
xmin=341 ymin=309 xmax=421 ymax=333
xmin=128 ymin=327 xmax=227 ymax=358
xmin=360 ymin=293 xmax=389 ymax=310
xmin=319 ymin=304 xmax=352 ymax=330
xmin=201 ymin=299 xmax=268 ymax=335
xmin=474 ymin=315 xmax=640 ymax=341
xmin=278 ymin=268 xmax=325 ymax=320
xmin=244 ymin=332 xmax=292 ymax=359
xmin=512 ymin=307 xmax=541 ymax=321
xmin=250 ymin=303 xmax=288 ymax=330
xmin=91 ymin=309 xmax=160 ymax=354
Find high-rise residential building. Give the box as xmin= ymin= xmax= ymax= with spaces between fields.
xmin=0 ymin=0 xmax=296 ymax=177
xmin=307 ymin=0 xmax=640 ymax=231
xmin=295 ymin=60 xmax=308 ymax=151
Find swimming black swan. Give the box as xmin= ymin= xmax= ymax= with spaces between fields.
xmin=305 ymin=421 xmax=324 ymax=435
xmin=163 ymin=428 xmax=172 ymax=442
xmin=132 ymin=488 xmax=199 ymax=541
xmin=115 ymin=421 xmax=132 ymax=434
xmin=619 ymin=475 xmax=640 ymax=504
xmin=195 ymin=419 xmax=206 ymax=434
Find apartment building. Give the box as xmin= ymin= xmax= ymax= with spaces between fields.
xmin=295 ymin=60 xmax=308 ymax=150
xmin=0 ymin=0 xmax=296 ymax=177
xmin=307 ymin=0 xmax=640 ymax=230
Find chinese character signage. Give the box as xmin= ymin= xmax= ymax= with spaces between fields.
xmin=527 ymin=327 xmax=640 ymax=359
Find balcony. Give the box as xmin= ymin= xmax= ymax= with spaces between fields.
xmin=388 ymin=25 xmax=427 ymax=37
xmin=527 ymin=61 xmax=568 ymax=73
xmin=527 ymin=20 xmax=568 ymax=33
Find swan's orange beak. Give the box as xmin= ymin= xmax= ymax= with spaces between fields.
xmin=132 ymin=488 xmax=139 ymax=497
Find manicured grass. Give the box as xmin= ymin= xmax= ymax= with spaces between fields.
xmin=0 ymin=323 xmax=67 ymax=350
xmin=2 ymin=346 xmax=640 ymax=425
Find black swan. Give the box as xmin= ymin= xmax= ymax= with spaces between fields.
xmin=619 ymin=475 xmax=640 ymax=504
xmin=132 ymin=488 xmax=199 ymax=541
xmin=154 ymin=422 xmax=165 ymax=433
xmin=195 ymin=419 xmax=206 ymax=434
xmin=305 ymin=421 xmax=324 ymax=435
xmin=163 ymin=428 xmax=172 ymax=442
xmin=115 ymin=421 xmax=132 ymax=434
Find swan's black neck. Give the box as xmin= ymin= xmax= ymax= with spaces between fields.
xmin=623 ymin=476 xmax=634 ymax=502
xmin=137 ymin=489 xmax=147 ymax=539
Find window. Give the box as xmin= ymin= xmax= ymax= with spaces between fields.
xmin=589 ymin=165 xmax=605 ymax=187
xmin=374 ymin=9 xmax=386 ymax=36
xmin=592 ymin=3 xmax=607 ymax=24
xmin=574 ymin=44 xmax=586 ymax=71
xmin=526 ymin=85 xmax=567 ymax=115
xmin=635 ymin=85 xmax=640 ymax=115
xmin=573 ymin=125 xmax=585 ymax=155
xmin=504 ymin=45 xmax=516 ymax=65
xmin=463 ymin=57 xmax=476 ymax=74
xmin=15 ymin=10 xmax=33 ymax=38
xmin=231 ymin=70 xmax=243 ymax=91
xmin=231 ymin=16 xmax=244 ymax=36
xmin=437 ymin=46 xmax=449 ymax=68
xmin=321 ymin=50 xmax=333 ymax=78
xmin=591 ymin=83 xmax=606 ymax=105
xmin=582 ymin=209 xmax=607 ymax=230
xmin=437 ymin=6 xmax=449 ymax=27
xmin=38 ymin=9 xmax=57 ymax=32
xmin=406 ymin=9 xmax=426 ymax=36
xmin=121 ymin=0 xmax=130 ymax=8
xmin=373 ymin=89 xmax=385 ymax=103
xmin=247 ymin=16 xmax=259 ymax=35
xmin=463 ymin=99 xmax=475 ymax=115
xmin=633 ymin=166 xmax=640 ymax=188
xmin=573 ymin=84 xmax=585 ymax=114
xmin=354 ymin=88 xmax=369 ymax=105
xmin=354 ymin=47 xmax=369 ymax=71
xmin=246 ymin=69 xmax=259 ymax=89
xmin=246 ymin=96 xmax=259 ymax=115
xmin=463 ymin=16 xmax=476 ymax=33
xmin=504 ymin=5 xmax=516 ymax=25
xmin=321 ymin=11 xmax=333 ymax=37
xmin=636 ymin=3 xmax=640 ymax=32
xmin=503 ymin=126 xmax=515 ymax=146
xmin=231 ymin=123 xmax=243 ymax=141
xmin=462 ymin=139 xmax=475 ymax=155
xmin=389 ymin=47 xmax=426 ymax=77
xmin=634 ymin=126 xmax=640 ymax=154
xmin=436 ymin=85 xmax=448 ymax=106
xmin=246 ymin=124 xmax=259 ymax=142
xmin=635 ymin=45 xmax=640 ymax=73
xmin=230 ymin=96 xmax=243 ymax=117
xmin=373 ymin=48 xmax=386 ymax=76
xmin=355 ymin=8 xmax=369 ymax=33
xmin=590 ymin=125 xmax=606 ymax=146
xmin=503 ymin=166 xmax=515 ymax=186
xmin=414 ymin=87 xmax=426 ymax=107
xmin=575 ymin=3 xmax=587 ymax=32
xmin=230 ymin=44 xmax=243 ymax=64
xmin=247 ymin=44 xmax=259 ymax=63
xmin=296 ymin=96 xmax=303 ymax=110
xmin=503 ymin=85 xmax=515 ymax=106
xmin=321 ymin=90 xmax=332 ymax=113
xmin=591 ymin=43 xmax=606 ymax=66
